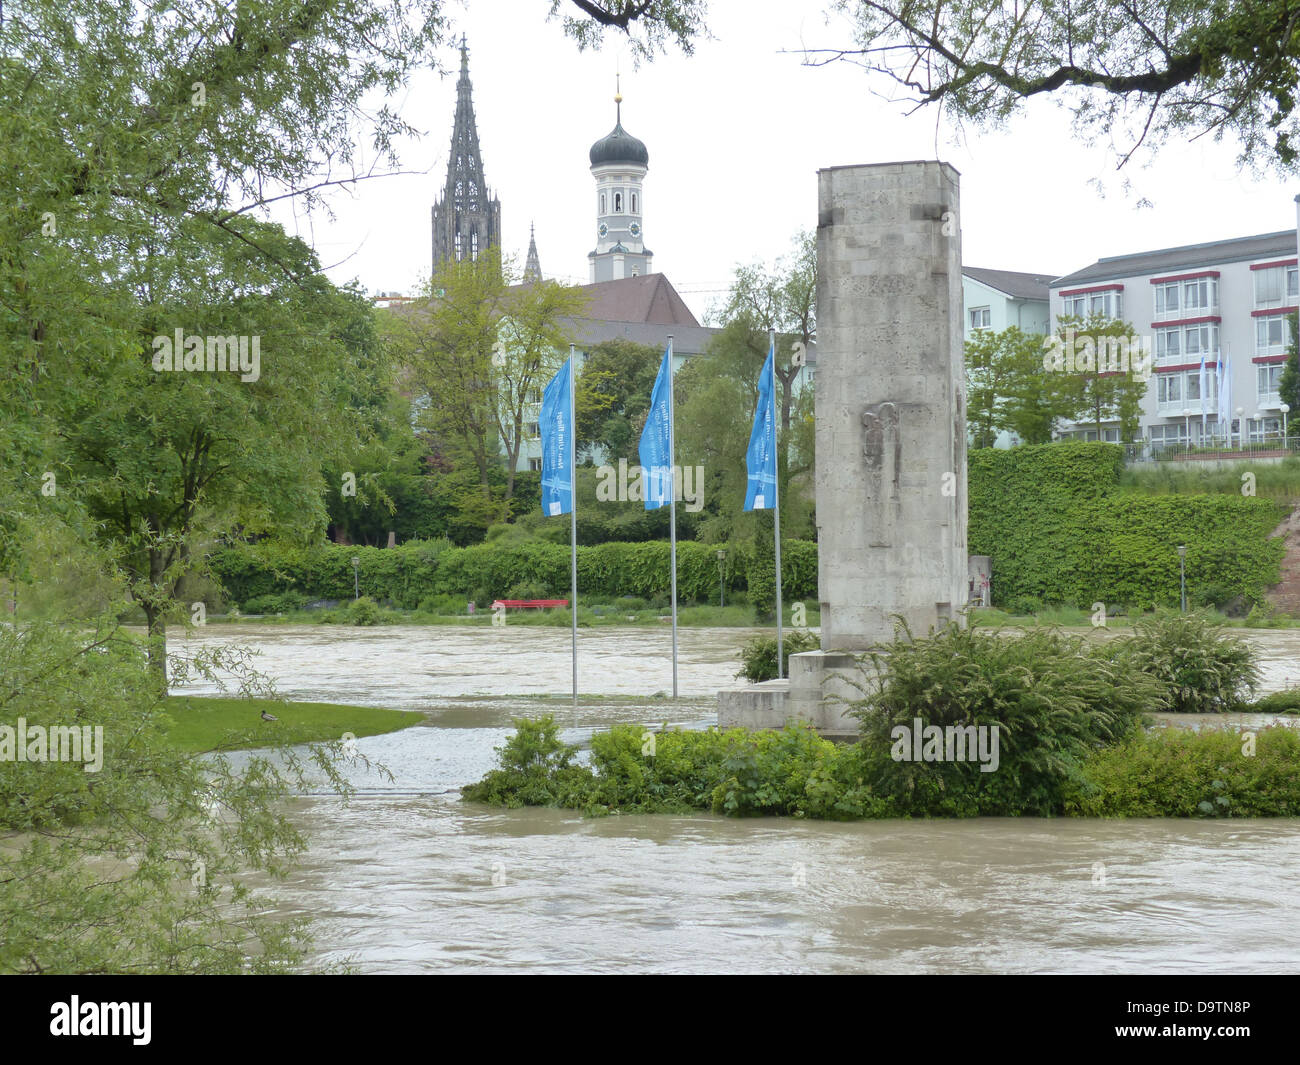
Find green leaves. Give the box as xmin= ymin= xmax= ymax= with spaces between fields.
xmin=1119 ymin=609 xmax=1261 ymax=713
xmin=969 ymin=442 xmax=1285 ymax=608
xmin=851 ymin=618 xmax=1164 ymax=816
xmin=840 ymin=0 xmax=1300 ymax=173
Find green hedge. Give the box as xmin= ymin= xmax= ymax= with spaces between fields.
xmin=209 ymin=537 xmax=819 ymax=610
xmin=969 ymin=443 xmax=1286 ymax=607
xmin=212 ymin=443 xmax=1289 ymax=611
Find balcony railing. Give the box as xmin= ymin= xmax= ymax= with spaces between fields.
xmin=1154 ymin=302 xmax=1220 ymax=321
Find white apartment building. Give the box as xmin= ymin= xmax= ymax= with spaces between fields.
xmin=1049 ymin=227 xmax=1298 ymax=450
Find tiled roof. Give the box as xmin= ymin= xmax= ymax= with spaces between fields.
xmin=569 ymin=273 xmax=700 ymax=327
xmin=557 ymin=317 xmax=719 ymax=356
xmin=1052 ymin=231 xmax=1297 ymax=288
xmin=962 ymin=266 xmax=1056 ymax=301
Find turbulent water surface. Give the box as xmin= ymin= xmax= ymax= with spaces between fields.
xmin=175 ymin=623 xmax=1300 ymax=973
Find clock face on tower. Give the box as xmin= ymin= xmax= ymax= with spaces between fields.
xmin=598 ymin=223 xmax=609 ymax=238
xmin=629 ymin=222 xmax=641 ymax=238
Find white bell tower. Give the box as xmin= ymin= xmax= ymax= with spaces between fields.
xmin=588 ymin=80 xmax=652 ymax=283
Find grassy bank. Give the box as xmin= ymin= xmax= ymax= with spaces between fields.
xmin=162 ymin=696 xmax=419 ymax=753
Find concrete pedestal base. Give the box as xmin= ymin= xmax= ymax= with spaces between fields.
xmin=716 ymin=649 xmax=873 ymax=739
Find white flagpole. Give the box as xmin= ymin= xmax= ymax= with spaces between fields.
xmin=770 ymin=329 xmax=784 ymax=679
xmin=668 ymin=335 xmax=678 ymax=700
xmin=569 ymin=345 xmax=578 ymax=720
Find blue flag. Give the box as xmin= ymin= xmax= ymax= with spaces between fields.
xmin=638 ymin=344 xmax=674 ymax=510
xmin=744 ymin=341 xmax=777 ymax=511
xmin=539 ymin=357 xmax=574 ymax=516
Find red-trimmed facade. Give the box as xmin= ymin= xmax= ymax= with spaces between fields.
xmin=1150 ymin=315 xmax=1221 ymax=329
xmin=1058 ymin=283 xmax=1125 ymax=297
xmin=1150 ymin=270 xmax=1220 ymax=284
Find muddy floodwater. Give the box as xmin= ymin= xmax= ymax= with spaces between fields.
xmin=176 ymin=624 xmax=1300 ymax=973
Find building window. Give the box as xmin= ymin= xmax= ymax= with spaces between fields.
xmin=614 ymin=192 xmax=622 ymax=213
xmin=526 ymin=421 xmax=540 ymax=440
xmin=600 ymin=193 xmax=606 ymax=214
xmin=1184 ymin=277 xmax=1216 ymax=313
xmin=527 ymin=388 xmax=541 ymax=405
xmin=471 ymin=231 xmax=479 ymax=261
xmin=1155 ymin=327 xmax=1181 ymax=363
xmin=1157 ymin=374 xmax=1182 ymax=406
xmin=454 ymin=231 xmax=462 ymax=261
xmin=1254 ymin=265 xmax=1299 ymax=309
xmin=1064 ymin=291 xmax=1120 ymax=319
xmin=631 ymin=192 xmax=638 ymax=213
xmin=1154 ymin=278 xmax=1219 ymax=318
xmin=528 ymin=458 xmax=542 ymax=472
xmin=1256 ymin=314 xmax=1293 ymax=355
xmin=1149 ymin=423 xmax=1189 ymax=450
xmin=1155 ymin=324 xmax=1218 ymax=365
xmin=1258 ymin=363 xmax=1284 ymax=405
xmin=969 ymin=306 xmax=991 ymax=330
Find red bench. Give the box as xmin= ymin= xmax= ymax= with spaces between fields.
xmin=491 ymin=599 xmax=570 ymax=610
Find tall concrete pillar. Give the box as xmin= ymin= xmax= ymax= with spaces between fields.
xmin=814 ymin=162 xmax=967 ymax=650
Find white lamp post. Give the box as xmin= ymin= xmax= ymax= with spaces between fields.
xmin=1236 ymin=406 xmax=1245 ymax=449
xmin=1281 ymin=402 xmax=1290 ymax=443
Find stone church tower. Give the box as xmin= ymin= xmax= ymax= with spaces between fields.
xmin=588 ymin=83 xmax=652 ymax=282
xmin=431 ymin=38 xmax=501 ymax=271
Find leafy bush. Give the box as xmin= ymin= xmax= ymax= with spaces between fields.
xmin=465 ymin=719 xmax=893 ymax=819
xmin=1248 ymin=688 xmax=1300 ymax=714
xmin=1192 ymin=583 xmax=1236 ymax=611
xmin=346 ymin=596 xmax=382 ymax=626
xmin=417 ymin=593 xmax=471 ymax=616
xmin=1119 ymin=610 xmax=1259 ymax=713
xmin=461 ymin=717 xmax=595 ymax=808
xmin=505 ymin=581 xmax=550 ymax=600
xmin=736 ymin=629 xmax=820 ymax=682
xmin=1244 ymin=601 xmax=1288 ymax=628
xmin=849 ymin=620 xmax=1163 ymax=815
xmin=463 ymin=713 xmax=1300 ymax=820
xmin=969 ymin=443 xmax=1286 ymax=608
xmin=211 ymin=538 xmax=818 ymax=609
xmin=241 ymin=591 xmax=306 ymax=614
xmin=1064 ymin=727 xmax=1300 ymax=816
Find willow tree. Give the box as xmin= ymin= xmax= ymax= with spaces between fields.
xmin=0 ymin=0 xmax=710 ymax=975
xmin=824 ymin=1 xmax=1300 ymax=171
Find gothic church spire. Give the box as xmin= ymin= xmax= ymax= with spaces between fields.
xmin=431 ymin=37 xmax=501 ymax=271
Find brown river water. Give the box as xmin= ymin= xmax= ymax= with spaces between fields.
xmin=174 ymin=623 xmax=1300 ymax=973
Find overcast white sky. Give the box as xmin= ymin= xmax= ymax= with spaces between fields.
xmin=282 ymin=0 xmax=1300 ymax=323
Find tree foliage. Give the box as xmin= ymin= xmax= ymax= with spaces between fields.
xmin=965 ymin=325 xmax=1075 ymax=446
xmin=829 ymin=1 xmax=1300 ymax=171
